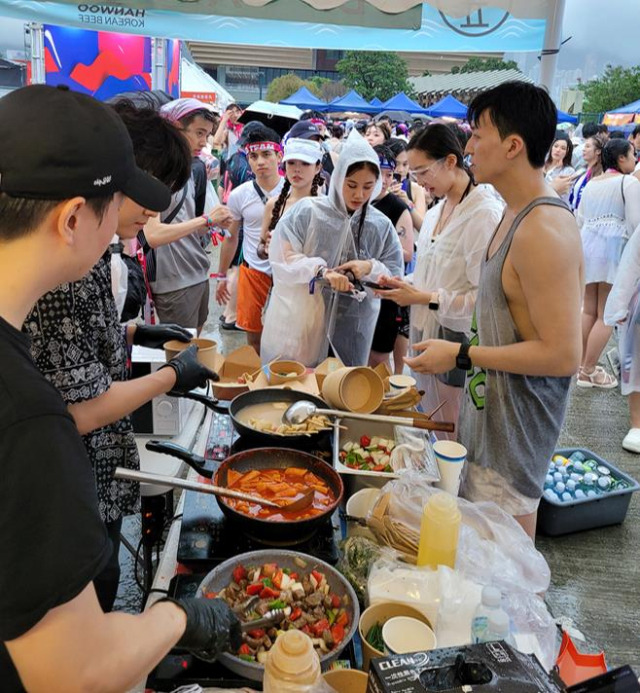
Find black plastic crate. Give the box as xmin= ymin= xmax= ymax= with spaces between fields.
xmin=537 ymin=448 xmax=639 ymax=536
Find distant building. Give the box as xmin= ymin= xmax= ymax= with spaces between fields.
xmin=186 ymin=43 xmax=504 ymax=104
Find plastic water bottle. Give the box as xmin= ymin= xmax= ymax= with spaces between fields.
xmin=416 ymin=492 xmax=461 ymax=569
xmin=477 ymin=608 xmax=515 ymax=647
xmin=471 ymin=585 xmax=502 ymax=643
xmin=263 ymin=630 xmax=323 ymax=693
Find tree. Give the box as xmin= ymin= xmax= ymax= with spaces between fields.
xmin=451 ymin=57 xmax=519 ymax=74
xmin=337 ymin=51 xmax=415 ymax=101
xmin=580 ymin=64 xmax=640 ymax=113
xmin=266 ymin=73 xmax=321 ymax=102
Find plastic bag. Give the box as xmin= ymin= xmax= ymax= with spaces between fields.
xmin=381 ymin=471 xmax=551 ymax=595
xmin=390 ymin=426 xmax=440 ymax=481
xmin=337 ymin=536 xmax=383 ymax=605
xmin=367 ymin=556 xmax=557 ymax=671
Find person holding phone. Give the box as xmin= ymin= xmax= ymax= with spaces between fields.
xmin=544 ymin=136 xmax=576 ymax=204
xmin=377 ymin=124 xmax=503 ymax=436
xmin=388 ymin=138 xmax=427 ymax=231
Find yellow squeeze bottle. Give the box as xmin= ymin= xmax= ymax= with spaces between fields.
xmin=417 ymin=492 xmax=462 ymax=569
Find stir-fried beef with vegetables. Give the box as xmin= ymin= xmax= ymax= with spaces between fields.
xmin=207 ymin=560 xmax=351 ymax=663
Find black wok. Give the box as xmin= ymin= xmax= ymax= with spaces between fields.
xmin=215 ymin=447 xmax=343 ymax=545
xmin=229 ymin=388 xmax=331 ymax=446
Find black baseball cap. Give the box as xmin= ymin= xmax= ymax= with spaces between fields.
xmin=287 ymin=120 xmax=323 ymax=141
xmin=0 ymin=85 xmax=170 ymax=212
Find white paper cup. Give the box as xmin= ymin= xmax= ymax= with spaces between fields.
xmin=382 ymin=616 xmax=437 ymax=655
xmin=433 ymin=440 xmax=467 ymax=496
xmin=345 ymin=488 xmax=380 ymax=540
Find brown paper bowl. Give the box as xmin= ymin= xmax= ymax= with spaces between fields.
xmin=163 ymin=337 xmax=218 ymax=371
xmin=323 ymin=669 xmax=368 ymax=692
xmin=267 ymin=359 xmax=306 ymax=385
xmin=322 ymin=367 xmax=384 ymax=414
xmin=358 ymin=602 xmax=433 ymax=673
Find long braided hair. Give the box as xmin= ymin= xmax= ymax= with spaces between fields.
xmin=268 ymin=170 xmax=323 ymax=232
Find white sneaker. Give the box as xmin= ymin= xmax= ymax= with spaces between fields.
xmin=622 ymin=428 xmax=640 ymax=453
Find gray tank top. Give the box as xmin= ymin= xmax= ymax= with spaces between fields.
xmin=459 ymin=197 xmax=572 ymax=499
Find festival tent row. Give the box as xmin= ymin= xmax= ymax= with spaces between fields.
xmin=603 ymin=98 xmax=640 ymax=130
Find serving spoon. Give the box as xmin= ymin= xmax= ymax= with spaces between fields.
xmin=283 ymin=400 xmax=455 ymax=433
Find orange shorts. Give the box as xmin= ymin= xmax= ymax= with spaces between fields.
xmin=236 ymin=263 xmax=272 ymax=333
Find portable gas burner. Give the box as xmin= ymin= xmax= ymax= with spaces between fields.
xmin=148 ymin=412 xmax=350 ymax=690
xmin=176 ymin=412 xmax=341 ymax=569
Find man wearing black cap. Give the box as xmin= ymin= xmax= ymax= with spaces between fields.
xmin=22 ymin=98 xmax=215 ymax=614
xmin=0 ymin=86 xmax=240 ymax=692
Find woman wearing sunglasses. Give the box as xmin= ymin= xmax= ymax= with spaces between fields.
xmin=377 ymin=124 xmax=503 ymax=436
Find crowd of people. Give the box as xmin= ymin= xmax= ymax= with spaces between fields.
xmin=2 ymin=79 xmax=640 ymax=689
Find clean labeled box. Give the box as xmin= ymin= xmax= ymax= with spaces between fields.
xmin=367 ymin=642 xmax=564 ymax=693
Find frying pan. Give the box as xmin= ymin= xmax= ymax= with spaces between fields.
xmin=228 ymin=388 xmax=332 ymax=447
xmin=176 ymin=387 xmax=332 ymax=447
xmin=214 ymin=447 xmax=343 ymax=545
xmin=144 ymin=441 xmax=343 ymax=545
xmin=197 ymin=550 xmax=359 ymax=682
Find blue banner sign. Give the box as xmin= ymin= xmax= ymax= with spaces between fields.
xmin=0 ymin=1 xmax=545 ymax=52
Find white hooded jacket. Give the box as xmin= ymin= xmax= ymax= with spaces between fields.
xmin=261 ymin=130 xmax=404 ymax=366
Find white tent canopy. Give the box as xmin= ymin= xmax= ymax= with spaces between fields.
xmin=180 ymin=56 xmax=234 ymax=111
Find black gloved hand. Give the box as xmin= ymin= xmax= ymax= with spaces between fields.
xmin=160 ymin=344 xmax=218 ymax=393
xmin=133 ymin=323 xmax=192 ymax=349
xmin=159 ymin=597 xmax=242 ymax=662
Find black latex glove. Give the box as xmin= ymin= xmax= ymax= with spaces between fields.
xmin=160 ymin=344 xmax=218 ymax=393
xmin=158 ymin=597 xmax=242 ymax=662
xmin=133 ymin=323 xmax=192 ymax=349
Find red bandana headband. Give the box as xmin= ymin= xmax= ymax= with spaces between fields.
xmin=244 ymin=141 xmax=282 ymax=154
xmin=310 ymin=118 xmax=326 ymax=127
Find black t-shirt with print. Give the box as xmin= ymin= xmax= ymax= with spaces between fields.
xmin=0 ymin=316 xmax=111 ymax=691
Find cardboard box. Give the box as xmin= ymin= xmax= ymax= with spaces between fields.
xmin=210 ymin=346 xmax=261 ymax=401
xmin=374 ymin=362 xmax=393 ymax=392
xmin=367 ymin=642 xmax=564 ymax=693
xmin=248 ymin=370 xmax=320 ymax=396
xmin=315 ymin=357 xmax=344 ymax=390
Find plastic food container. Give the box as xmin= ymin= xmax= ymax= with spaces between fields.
xmin=537 ymin=448 xmax=639 ymax=536
xmin=332 ymin=419 xmax=398 ymax=498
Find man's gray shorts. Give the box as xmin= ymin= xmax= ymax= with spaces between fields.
xmin=153 ymin=280 xmax=209 ymax=330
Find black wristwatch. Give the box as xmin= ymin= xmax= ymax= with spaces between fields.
xmin=428 ymin=292 xmax=440 ymax=311
xmin=456 ymin=342 xmax=472 ymax=371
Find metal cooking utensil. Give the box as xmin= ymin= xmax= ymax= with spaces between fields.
xmin=283 ymin=400 xmax=455 ymax=433
xmin=115 ymin=468 xmax=314 ymax=512
xmin=240 ymin=608 xmax=288 ymax=632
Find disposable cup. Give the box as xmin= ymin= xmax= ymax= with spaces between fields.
xmin=358 ymin=602 xmax=433 ymax=673
xmin=433 ymin=440 xmax=467 ymax=496
xmin=163 ymin=337 xmax=218 ymax=371
xmin=382 ymin=616 xmax=437 ymax=655
xmin=345 ymin=488 xmax=380 ymax=540
xmin=323 ymin=669 xmax=368 ymax=693
xmin=322 ymin=367 xmax=384 ymax=414
xmin=268 ymin=360 xmax=306 ymax=385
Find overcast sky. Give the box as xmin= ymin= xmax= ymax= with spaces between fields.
xmin=0 ymin=0 xmax=639 ymax=78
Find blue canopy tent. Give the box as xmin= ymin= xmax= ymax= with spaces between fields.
xmin=328 ymin=90 xmax=379 ymax=114
xmin=381 ymin=92 xmax=427 ymax=114
xmin=557 ymin=108 xmax=578 ymax=124
xmin=425 ymin=94 xmax=468 ymax=119
xmin=608 ymin=98 xmax=640 ymax=115
xmin=369 ymin=97 xmax=384 ymax=108
xmin=280 ymin=86 xmax=328 ymax=112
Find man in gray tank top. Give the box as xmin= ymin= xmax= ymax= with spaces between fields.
xmin=406 ymin=82 xmax=584 ymax=539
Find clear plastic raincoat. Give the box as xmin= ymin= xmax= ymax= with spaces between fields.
xmin=261 ymin=130 xmax=404 ymax=367
xmin=605 ymin=227 xmax=640 ymax=395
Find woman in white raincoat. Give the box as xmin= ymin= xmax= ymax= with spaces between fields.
xmin=605 ymin=227 xmax=640 ymax=453
xmin=261 ymin=130 xmax=404 ymax=367
xmin=378 ymin=124 xmax=504 ymax=437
